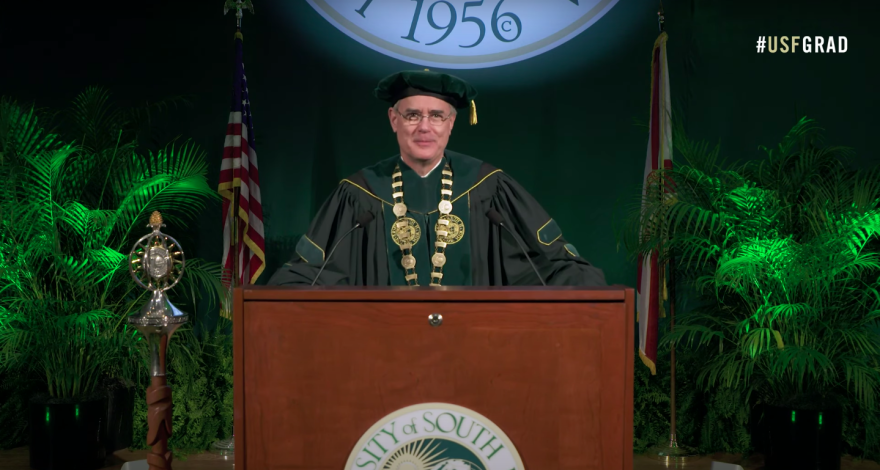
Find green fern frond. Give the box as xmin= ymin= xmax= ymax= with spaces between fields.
xmin=0 ymin=98 xmax=60 ymax=161
xmin=84 ymin=247 xmax=126 ymax=284
xmin=111 ymin=140 xmax=217 ymax=241
xmin=69 ymin=87 xmax=126 ymax=153
xmin=841 ymin=357 xmax=880 ymax=410
xmin=53 ymin=309 xmax=115 ymax=328
xmin=167 ymin=259 xmax=228 ymax=317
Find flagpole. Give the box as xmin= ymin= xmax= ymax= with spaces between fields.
xmin=660 ymin=0 xmax=675 ymax=444
xmin=647 ymin=1 xmax=697 ymax=463
xmin=227 ymin=0 xmax=251 ymax=293
xmin=213 ymin=0 xmax=256 ymax=457
xmin=669 ymin=249 xmax=680 ymax=443
xmin=232 ymin=187 xmax=240 ymax=289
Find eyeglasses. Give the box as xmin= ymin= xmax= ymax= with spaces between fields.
xmin=395 ymin=109 xmax=453 ymax=126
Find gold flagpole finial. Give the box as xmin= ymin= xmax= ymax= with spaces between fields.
xmin=224 ymin=0 xmax=255 ymax=31
xmin=658 ymin=1 xmax=665 ymax=32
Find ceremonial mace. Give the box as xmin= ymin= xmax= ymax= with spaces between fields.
xmin=128 ymin=212 xmax=188 ymax=470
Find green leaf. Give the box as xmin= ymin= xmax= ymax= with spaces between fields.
xmin=772 ymin=329 xmax=784 ymax=349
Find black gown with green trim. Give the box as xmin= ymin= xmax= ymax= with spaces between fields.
xmin=266 ymin=151 xmax=607 ymax=287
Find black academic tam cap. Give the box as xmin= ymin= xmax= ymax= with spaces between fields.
xmin=374 ymin=69 xmax=479 ymax=125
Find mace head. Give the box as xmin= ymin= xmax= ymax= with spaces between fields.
xmin=129 ymin=211 xmax=185 ymax=293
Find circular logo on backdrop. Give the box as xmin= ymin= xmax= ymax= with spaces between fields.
xmin=345 ymin=403 xmax=524 ymax=470
xmin=306 ymin=0 xmax=620 ymax=69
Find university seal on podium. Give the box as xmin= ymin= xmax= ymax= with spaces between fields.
xmin=345 ymin=403 xmax=524 ymax=470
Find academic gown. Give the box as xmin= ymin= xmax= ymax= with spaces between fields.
xmin=267 ymin=151 xmax=607 ymax=287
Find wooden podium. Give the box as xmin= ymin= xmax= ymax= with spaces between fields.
xmin=233 ymin=285 xmax=634 ymax=469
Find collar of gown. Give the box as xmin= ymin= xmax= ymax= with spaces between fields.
xmin=400 ymin=156 xmax=443 ymax=178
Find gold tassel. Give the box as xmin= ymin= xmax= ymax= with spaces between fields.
xmin=659 ymin=269 xmax=668 ymax=318
xmin=235 ymin=31 xmax=243 ymax=41
xmin=469 ymin=100 xmax=477 ymax=125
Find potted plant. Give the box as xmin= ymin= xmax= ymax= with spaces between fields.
xmin=620 ymin=118 xmax=880 ymax=469
xmin=0 ymin=90 xmax=226 ymax=469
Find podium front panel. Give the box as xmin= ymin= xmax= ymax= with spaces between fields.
xmin=234 ymin=287 xmax=634 ymax=470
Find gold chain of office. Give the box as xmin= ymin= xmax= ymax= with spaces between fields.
xmin=391 ymin=162 xmax=454 ymax=286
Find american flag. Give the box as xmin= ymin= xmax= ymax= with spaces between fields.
xmin=637 ymin=31 xmax=672 ymax=375
xmin=219 ymin=30 xmax=266 ymax=288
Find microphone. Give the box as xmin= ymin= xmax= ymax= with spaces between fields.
xmin=311 ymin=211 xmax=375 ymax=286
xmin=486 ymin=209 xmax=546 ymax=286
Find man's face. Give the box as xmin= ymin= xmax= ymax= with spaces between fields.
xmin=388 ymin=95 xmax=456 ymax=163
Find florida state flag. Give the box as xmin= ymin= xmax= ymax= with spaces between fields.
xmin=637 ymin=31 xmax=672 ymax=375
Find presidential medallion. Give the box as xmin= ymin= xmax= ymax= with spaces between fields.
xmin=431 ymin=253 xmax=447 ymax=267
xmin=435 ymin=214 xmax=465 ymax=245
xmin=391 ymin=217 xmax=421 ymax=246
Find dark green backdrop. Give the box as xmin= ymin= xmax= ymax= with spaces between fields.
xmin=4 ymin=0 xmax=876 ymax=294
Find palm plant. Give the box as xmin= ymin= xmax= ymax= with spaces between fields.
xmin=620 ymin=117 xmax=880 ymax=414
xmin=0 ymin=89 xmax=226 ymax=401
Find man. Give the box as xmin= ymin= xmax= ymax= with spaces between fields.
xmin=267 ymin=70 xmax=606 ymax=287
